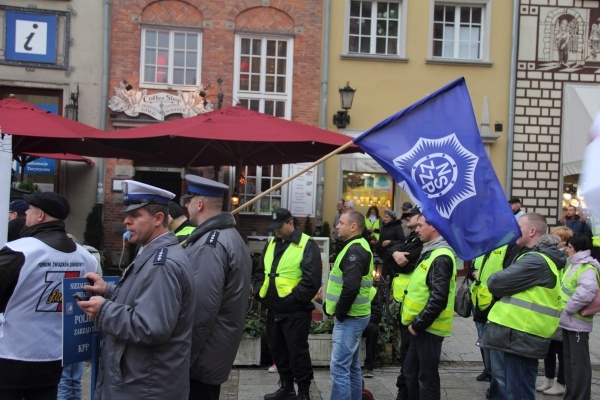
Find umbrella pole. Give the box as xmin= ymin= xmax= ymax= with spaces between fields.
xmin=231 ymin=140 xmax=355 ymax=215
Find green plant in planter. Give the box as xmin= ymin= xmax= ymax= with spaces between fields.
xmin=243 ymin=310 xmax=266 ymax=337
xmin=376 ymin=302 xmax=402 ymax=365
xmin=17 ymin=179 xmax=38 ymax=193
xmin=309 ymin=318 xmax=334 ymax=334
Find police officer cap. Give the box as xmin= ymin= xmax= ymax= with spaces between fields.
xmin=121 ymin=180 xmax=175 ymax=212
xmin=23 ymin=192 xmax=70 ymax=220
xmin=9 ymin=199 xmax=29 ymax=215
xmin=182 ymin=174 xmax=228 ymax=203
xmin=401 ymin=206 xmax=421 ymax=220
xmin=269 ymin=208 xmax=293 ymax=229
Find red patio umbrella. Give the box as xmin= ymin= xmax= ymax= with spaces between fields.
xmin=0 ymin=98 xmax=145 ymax=160
xmin=22 ymin=153 xmax=94 ymax=165
xmin=76 ymin=105 xmax=361 ymax=167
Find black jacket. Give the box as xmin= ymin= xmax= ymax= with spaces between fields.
xmin=409 ymin=248 xmax=454 ymax=334
xmin=253 ymin=229 xmax=322 ymax=314
xmin=369 ymin=289 xmax=382 ymax=325
xmin=384 ymin=230 xmax=423 ymax=277
xmin=334 ymin=235 xmax=372 ymax=321
xmin=374 ymin=220 xmax=405 ymax=259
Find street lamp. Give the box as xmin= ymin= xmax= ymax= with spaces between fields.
xmin=64 ymin=85 xmax=79 ymax=121
xmin=231 ymin=187 xmax=240 ymax=206
xmin=333 ymin=82 xmax=356 ymax=129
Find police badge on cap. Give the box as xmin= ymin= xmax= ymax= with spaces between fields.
xmin=181 ymin=174 xmax=229 ymax=204
xmin=268 ymin=208 xmax=293 ymax=229
xmin=121 ymin=180 xmax=175 ymax=212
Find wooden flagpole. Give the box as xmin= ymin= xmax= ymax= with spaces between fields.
xmin=232 ymin=140 xmax=355 ymax=215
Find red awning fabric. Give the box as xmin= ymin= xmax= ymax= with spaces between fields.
xmin=22 ymin=153 xmax=94 ymax=165
xmin=80 ymin=105 xmax=361 ymax=167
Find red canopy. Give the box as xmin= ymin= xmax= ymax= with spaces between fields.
xmin=22 ymin=153 xmax=94 ymax=165
xmin=81 ymin=105 xmax=360 ymax=167
xmin=5 ymin=101 xmax=360 ymax=167
xmin=1 ymin=98 xmax=152 ymax=160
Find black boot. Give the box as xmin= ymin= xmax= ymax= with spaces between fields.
xmin=296 ymin=381 xmax=311 ymax=400
xmin=264 ymin=379 xmax=296 ymax=400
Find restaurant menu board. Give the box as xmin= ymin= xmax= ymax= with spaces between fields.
xmin=288 ymin=163 xmax=317 ymax=218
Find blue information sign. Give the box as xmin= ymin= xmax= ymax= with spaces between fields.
xmin=5 ymin=12 xmax=57 ymax=64
xmin=62 ymin=277 xmax=119 ymax=366
xmin=17 ymin=157 xmax=56 ymax=175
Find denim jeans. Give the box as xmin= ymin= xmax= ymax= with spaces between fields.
xmin=403 ymin=330 xmax=444 ymax=400
xmin=57 ymin=362 xmax=84 ymax=400
xmin=330 ymin=315 xmax=370 ymax=400
xmin=504 ymin=352 xmax=538 ymax=400
xmin=486 ymin=349 xmax=506 ymax=400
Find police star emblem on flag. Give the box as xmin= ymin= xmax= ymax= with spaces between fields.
xmin=393 ymin=134 xmax=478 ymax=219
xmin=351 ymin=78 xmax=521 ymax=260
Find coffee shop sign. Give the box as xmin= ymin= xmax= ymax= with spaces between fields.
xmin=108 ymin=82 xmax=214 ymax=121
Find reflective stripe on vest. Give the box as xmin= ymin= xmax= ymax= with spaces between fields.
xmin=325 ymin=237 xmax=373 ymax=316
xmin=561 ymin=263 xmax=599 ymax=322
xmin=487 ymin=252 xmax=563 ymax=338
xmin=401 ymin=247 xmax=457 ymax=337
xmin=470 ymin=245 xmax=506 ymax=311
xmin=259 ymin=234 xmax=310 ymax=298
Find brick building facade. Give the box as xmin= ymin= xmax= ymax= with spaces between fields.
xmin=103 ymin=0 xmax=323 ymax=269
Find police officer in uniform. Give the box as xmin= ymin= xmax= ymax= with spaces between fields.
xmin=78 ymin=180 xmax=195 ymax=400
xmin=254 ymin=208 xmax=322 ymax=400
xmin=0 ymin=192 xmax=97 ymax=399
xmin=181 ymin=174 xmax=252 ymax=400
xmin=401 ymin=213 xmax=456 ymax=400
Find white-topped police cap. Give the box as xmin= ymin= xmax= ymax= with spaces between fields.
xmin=181 ymin=174 xmax=229 ymax=202
xmin=121 ymin=180 xmax=175 ymax=212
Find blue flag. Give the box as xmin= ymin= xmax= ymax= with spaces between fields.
xmin=353 ymin=78 xmax=520 ymax=260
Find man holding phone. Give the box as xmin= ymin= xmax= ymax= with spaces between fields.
xmin=76 ymin=180 xmax=195 ymax=400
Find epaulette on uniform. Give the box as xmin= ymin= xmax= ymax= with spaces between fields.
xmin=153 ymin=247 xmax=168 ymax=265
xmin=205 ymin=230 xmax=220 ymax=246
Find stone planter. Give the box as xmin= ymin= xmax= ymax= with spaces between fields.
xmin=308 ymin=334 xmax=366 ymax=366
xmin=234 ymin=334 xmax=261 ymax=366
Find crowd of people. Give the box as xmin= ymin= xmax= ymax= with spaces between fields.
xmin=1 ymin=182 xmax=599 ymax=400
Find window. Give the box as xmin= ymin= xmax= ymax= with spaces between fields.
xmin=239 ymin=165 xmax=286 ymax=215
xmin=140 ymin=27 xmax=202 ymax=88
xmin=234 ymin=35 xmax=293 ymax=118
xmin=432 ymin=3 xmax=483 ymax=60
xmin=348 ymin=1 xmax=402 ymax=55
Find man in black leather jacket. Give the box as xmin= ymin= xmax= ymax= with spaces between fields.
xmin=253 ymin=209 xmax=322 ymax=400
xmin=401 ymin=214 xmax=456 ymax=400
